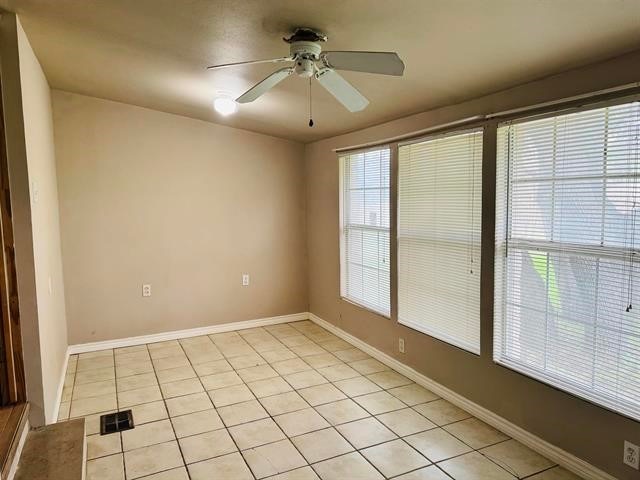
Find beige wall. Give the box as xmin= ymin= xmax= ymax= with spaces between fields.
xmin=17 ymin=18 xmax=68 ymax=425
xmin=305 ymin=50 xmax=640 ymax=480
xmin=0 ymin=13 xmax=67 ymax=426
xmin=52 ymin=92 xmax=307 ymax=345
xmin=0 ymin=12 xmax=44 ymax=426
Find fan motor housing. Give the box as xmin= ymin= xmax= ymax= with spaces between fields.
xmin=290 ymin=41 xmax=322 ymax=78
xmin=290 ymin=41 xmax=322 ymax=60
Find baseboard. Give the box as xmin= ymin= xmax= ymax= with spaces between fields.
xmin=309 ymin=313 xmax=616 ymax=480
xmin=6 ymin=418 xmax=28 ymax=480
xmin=51 ymin=312 xmax=308 ymax=426
xmin=50 ymin=350 xmax=70 ymax=425
xmin=2 ymin=404 xmax=29 ymax=480
xmin=67 ymin=312 xmax=308 ymax=354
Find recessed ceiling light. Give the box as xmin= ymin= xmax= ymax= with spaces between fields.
xmin=213 ymin=96 xmax=238 ymax=116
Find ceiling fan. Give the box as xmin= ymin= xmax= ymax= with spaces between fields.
xmin=206 ymin=28 xmax=405 ymax=115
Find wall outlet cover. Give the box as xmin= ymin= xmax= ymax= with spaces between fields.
xmin=624 ymin=440 xmax=640 ymax=470
xmin=142 ymin=284 xmax=151 ymax=297
xmin=398 ymin=338 xmax=405 ymax=353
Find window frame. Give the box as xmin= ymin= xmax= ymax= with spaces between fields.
xmin=339 ymin=145 xmax=392 ymax=318
xmin=493 ymin=95 xmax=640 ymax=421
xmin=334 ymin=87 xmax=640 ymax=421
xmin=397 ymin=127 xmax=484 ymax=355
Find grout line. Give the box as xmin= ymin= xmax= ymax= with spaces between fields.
xmin=82 ymin=400 xmax=507 ymax=469
xmin=111 ymin=348 xmax=126 ymax=479
xmin=477 ymin=442 xmax=527 ymax=479
xmin=433 ymin=464 xmax=458 ymax=480
xmin=211 ymin=327 xmax=321 ymax=478
xmin=65 ymin=355 xmax=79 ymax=421
xmin=75 ymin=359 xmax=427 ymax=424
xmin=134 ymin=465 xmax=187 ymax=479
xmin=266 ymin=322 xmax=389 ymax=477
xmin=288 ymin=330 xmax=395 ymax=479
xmin=174 ymin=332 xmax=255 ymax=479
xmin=287 ymin=322 xmax=524 ymax=479
xmin=209 ymin=337 xmax=311 ymax=478
xmin=385 ymin=463 xmax=456 ymax=480
xmin=520 ymin=465 xmax=562 ymax=479
xmin=75 ymin=321 xmax=555 ymax=480
xmin=146 ymin=342 xmax=193 ymax=480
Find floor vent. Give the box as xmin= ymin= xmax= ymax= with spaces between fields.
xmin=100 ymin=410 xmax=134 ymax=435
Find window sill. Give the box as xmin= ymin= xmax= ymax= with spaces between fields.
xmin=340 ymin=296 xmax=391 ymax=320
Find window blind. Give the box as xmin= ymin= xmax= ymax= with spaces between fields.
xmin=495 ymin=100 xmax=640 ymax=420
xmin=398 ymin=129 xmax=483 ymax=353
xmin=339 ymin=147 xmax=390 ymax=316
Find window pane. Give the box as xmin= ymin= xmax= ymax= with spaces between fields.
xmin=340 ymin=147 xmax=391 ymax=316
xmin=398 ymin=129 xmax=483 ymax=354
xmin=495 ymin=99 xmax=640 ymax=421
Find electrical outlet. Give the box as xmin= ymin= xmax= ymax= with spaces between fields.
xmin=142 ymin=284 xmax=151 ymax=297
xmin=624 ymin=441 xmax=640 ymax=470
xmin=398 ymin=338 xmax=405 ymax=353
xmin=242 ymin=274 xmax=250 ymax=286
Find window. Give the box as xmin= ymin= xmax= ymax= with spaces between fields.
xmin=398 ymin=129 xmax=483 ymax=353
xmin=339 ymin=147 xmax=390 ymax=316
xmin=495 ymin=100 xmax=640 ymax=420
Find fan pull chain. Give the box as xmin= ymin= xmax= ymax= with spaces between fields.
xmin=627 ymin=198 xmax=636 ymax=312
xmin=626 ymin=206 xmax=635 ymax=313
xmin=625 ymin=106 xmax=640 ymax=313
xmin=308 ymin=77 xmax=314 ymax=127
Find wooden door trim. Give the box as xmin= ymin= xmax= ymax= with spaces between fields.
xmin=0 ymin=75 xmax=26 ymax=403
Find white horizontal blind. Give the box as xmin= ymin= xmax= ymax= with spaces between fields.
xmin=398 ymin=129 xmax=483 ymax=353
xmin=340 ymin=147 xmax=390 ymax=316
xmin=495 ymin=100 xmax=640 ymax=420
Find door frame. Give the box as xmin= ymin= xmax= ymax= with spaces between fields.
xmin=0 ymin=74 xmax=26 ymax=405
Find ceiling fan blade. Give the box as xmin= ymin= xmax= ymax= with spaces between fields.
xmin=236 ymin=67 xmax=294 ymax=103
xmin=207 ymin=56 xmax=293 ymax=70
xmin=315 ymin=68 xmax=369 ymax=112
xmin=321 ymin=51 xmax=405 ymax=76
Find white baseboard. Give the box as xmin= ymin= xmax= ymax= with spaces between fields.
xmin=67 ymin=312 xmax=308 ymax=354
xmin=50 ymin=349 xmax=71 ymax=425
xmin=309 ymin=313 xmax=615 ymax=480
xmin=51 ymin=312 xmax=308 ymax=427
xmin=7 ymin=419 xmax=29 ymax=480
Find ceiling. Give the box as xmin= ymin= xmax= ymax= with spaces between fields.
xmin=2 ymin=0 xmax=640 ymax=143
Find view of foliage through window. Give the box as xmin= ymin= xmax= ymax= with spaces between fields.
xmin=495 ymin=100 xmax=640 ymax=420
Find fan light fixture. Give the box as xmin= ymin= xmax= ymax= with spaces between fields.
xmin=213 ymin=96 xmax=238 ymax=116
xmin=206 ymin=28 xmax=405 ymax=123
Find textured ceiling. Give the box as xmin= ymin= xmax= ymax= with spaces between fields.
xmin=2 ymin=0 xmax=640 ymax=142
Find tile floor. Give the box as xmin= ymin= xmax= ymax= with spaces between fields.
xmin=58 ymin=320 xmax=582 ymax=480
